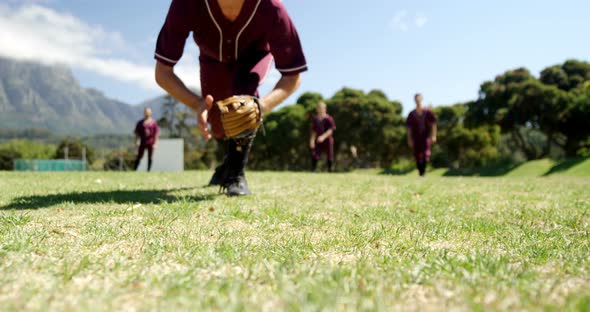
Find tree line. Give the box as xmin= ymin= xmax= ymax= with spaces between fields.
xmin=248 ymin=59 xmax=590 ymax=171
xmin=1 ymin=59 xmax=588 ymax=172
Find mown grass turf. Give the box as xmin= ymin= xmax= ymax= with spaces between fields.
xmin=0 ymin=171 xmax=589 ymax=311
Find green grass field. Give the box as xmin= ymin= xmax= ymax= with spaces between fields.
xmin=1 ymin=171 xmax=589 ymax=311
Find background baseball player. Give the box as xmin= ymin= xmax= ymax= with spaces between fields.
xmin=310 ymin=102 xmax=336 ymax=172
xmin=134 ymin=107 xmax=160 ymax=172
xmin=406 ymin=93 xmax=437 ymax=176
xmin=154 ymin=0 xmax=307 ymax=195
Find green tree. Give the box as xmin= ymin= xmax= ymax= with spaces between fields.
xmin=327 ymin=88 xmax=405 ymax=168
xmin=250 ymin=104 xmax=309 ymax=170
xmin=0 ymin=140 xmax=56 ymax=159
xmin=560 ymin=88 xmax=590 ymax=156
xmin=158 ymin=95 xmax=195 ymax=139
xmin=103 ymin=149 xmax=135 ymax=171
xmin=250 ymin=88 xmax=405 ymax=171
xmin=562 ymin=60 xmax=590 ymax=90
xmin=467 ymin=68 xmax=552 ymax=160
xmin=0 ymin=149 xmax=21 ymax=170
xmin=432 ymin=103 xmax=501 ymax=169
xmin=54 ymin=139 xmax=95 ymax=164
xmin=540 ymin=65 xmax=570 ymax=91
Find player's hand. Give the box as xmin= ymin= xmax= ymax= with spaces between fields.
xmin=408 ymin=140 xmax=414 ymax=150
xmin=310 ymin=141 xmax=315 ymax=149
xmin=431 ymin=136 xmax=437 ymax=144
xmin=153 ymin=143 xmax=158 ymax=150
xmin=197 ymin=95 xmax=214 ymax=141
xmin=317 ymin=136 xmax=325 ymax=143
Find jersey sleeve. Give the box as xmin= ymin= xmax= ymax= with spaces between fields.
xmin=154 ymin=0 xmax=195 ymax=66
xmin=427 ymin=110 xmax=437 ymax=125
xmin=269 ymin=1 xmax=308 ymax=76
xmin=405 ymin=114 xmax=413 ymax=129
xmin=311 ymin=118 xmax=318 ymax=133
xmin=328 ymin=116 xmax=336 ymax=130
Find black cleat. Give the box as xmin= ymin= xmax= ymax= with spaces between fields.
xmin=226 ymin=176 xmax=251 ymax=196
xmin=208 ymin=164 xmax=227 ymax=186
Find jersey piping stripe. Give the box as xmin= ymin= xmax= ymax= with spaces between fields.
xmin=235 ymin=0 xmax=262 ymax=60
xmin=204 ymin=0 xmax=223 ymax=62
xmin=277 ymin=64 xmax=308 ymax=73
xmin=154 ymin=53 xmax=179 ymax=64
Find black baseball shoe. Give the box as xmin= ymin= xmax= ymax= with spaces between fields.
xmin=225 ymin=175 xmax=251 ymax=196
xmin=208 ymin=163 xmax=227 ymax=186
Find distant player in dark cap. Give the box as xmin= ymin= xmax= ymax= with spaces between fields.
xmin=406 ymin=93 xmax=437 ymax=176
xmin=310 ymin=102 xmax=336 ymax=172
xmin=134 ymin=107 xmax=160 ymax=172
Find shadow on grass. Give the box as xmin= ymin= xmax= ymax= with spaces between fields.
xmin=2 ymin=188 xmax=217 ymax=210
xmin=543 ymin=158 xmax=587 ymax=176
xmin=380 ymin=167 xmax=415 ymax=175
xmin=442 ymin=162 xmax=520 ymax=177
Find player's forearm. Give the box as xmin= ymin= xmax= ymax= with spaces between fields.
xmin=155 ymin=62 xmax=201 ymax=111
xmin=321 ymin=129 xmax=334 ymax=140
xmin=260 ymin=74 xmax=301 ymax=113
xmin=310 ymin=132 xmax=317 ymax=143
xmin=431 ymin=124 xmax=437 ymax=138
xmin=406 ymin=130 xmax=412 ymax=144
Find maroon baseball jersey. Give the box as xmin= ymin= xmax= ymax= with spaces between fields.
xmin=135 ymin=119 xmax=160 ymax=146
xmin=312 ymin=114 xmax=336 ymax=143
xmin=155 ymin=0 xmax=308 ymax=139
xmin=406 ymin=109 xmax=436 ymax=161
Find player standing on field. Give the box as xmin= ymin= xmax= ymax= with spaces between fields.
xmin=154 ymin=0 xmax=307 ymax=196
xmin=310 ymin=102 xmax=336 ymax=172
xmin=134 ymin=107 xmax=160 ymax=172
xmin=406 ymin=93 xmax=437 ymax=177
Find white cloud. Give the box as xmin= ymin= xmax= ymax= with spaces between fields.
xmin=0 ymin=4 xmax=200 ymax=93
xmin=390 ymin=10 xmax=429 ymax=32
xmin=415 ymin=13 xmax=429 ymax=28
xmin=390 ymin=10 xmax=409 ymax=32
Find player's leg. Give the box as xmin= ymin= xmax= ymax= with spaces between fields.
xmin=417 ymin=160 xmax=426 ymax=176
xmin=312 ymin=145 xmax=321 ymax=172
xmin=147 ymin=145 xmax=154 ymax=172
xmin=414 ymin=138 xmax=428 ymax=176
xmin=208 ymin=139 xmax=228 ymax=186
xmin=224 ymin=138 xmax=254 ymax=196
xmin=207 ymin=53 xmax=273 ymax=195
xmin=226 ymin=53 xmax=274 ymax=195
xmin=134 ymin=145 xmax=146 ymax=171
xmin=201 ymin=63 xmax=234 ymax=187
xmin=422 ymin=138 xmax=433 ymax=177
xmin=327 ymin=141 xmax=335 ymax=172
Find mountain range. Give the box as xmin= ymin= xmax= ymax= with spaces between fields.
xmin=0 ymin=57 xmax=168 ymax=135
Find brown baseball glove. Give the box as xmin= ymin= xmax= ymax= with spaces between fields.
xmin=216 ymin=95 xmax=264 ymax=140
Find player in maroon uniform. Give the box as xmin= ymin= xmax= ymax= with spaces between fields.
xmin=134 ymin=107 xmax=160 ymax=172
xmin=310 ymin=102 xmax=336 ymax=172
xmin=154 ymin=0 xmax=307 ymax=196
xmin=406 ymin=93 xmax=437 ymax=176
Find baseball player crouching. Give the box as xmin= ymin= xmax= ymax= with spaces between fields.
xmin=154 ymin=0 xmax=307 ymax=196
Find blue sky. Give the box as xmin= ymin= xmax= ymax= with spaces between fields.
xmin=1 ymin=0 xmax=589 ymax=114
